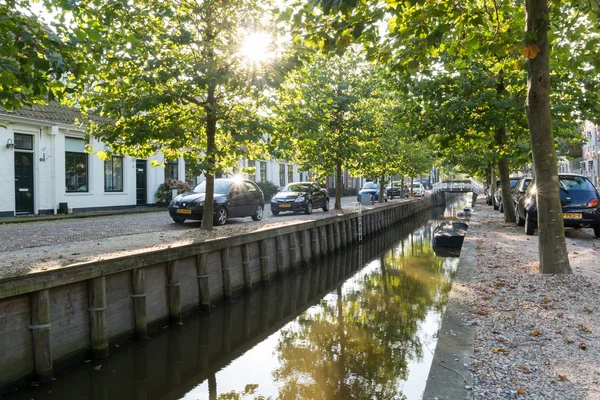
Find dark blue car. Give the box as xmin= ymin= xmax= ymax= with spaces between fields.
xmin=357 ymin=182 xmax=388 ymax=203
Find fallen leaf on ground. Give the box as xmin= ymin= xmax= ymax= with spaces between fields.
xmin=492 ymin=347 xmax=509 ymax=353
xmin=529 ymin=330 xmax=542 ymax=337
xmin=475 ymin=310 xmax=489 ymax=316
xmin=579 ymin=325 xmax=592 ymax=333
xmin=584 ymin=307 xmax=593 ymax=313
xmin=580 ymin=342 xmax=587 ymax=350
xmin=557 ymin=374 xmax=568 ymax=381
xmin=516 ymin=365 xmax=532 ymax=374
xmin=542 ymin=296 xmax=551 ymax=304
xmin=516 ymin=388 xmax=526 ymax=395
xmin=566 ymin=338 xmax=574 ymax=344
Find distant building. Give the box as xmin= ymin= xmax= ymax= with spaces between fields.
xmin=581 ymin=121 xmax=599 ymax=187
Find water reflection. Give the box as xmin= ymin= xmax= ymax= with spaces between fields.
xmin=6 ymin=196 xmax=468 ymax=400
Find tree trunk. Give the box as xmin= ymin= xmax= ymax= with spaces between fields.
xmin=410 ymin=176 xmax=414 ymax=196
xmin=495 ymin=126 xmax=516 ymax=223
xmin=525 ymin=0 xmax=571 ymax=274
xmin=201 ymin=82 xmax=217 ymax=230
xmin=335 ymin=160 xmax=342 ymax=210
xmin=490 ymin=156 xmax=496 ymax=206
xmin=378 ymin=175 xmax=384 ymax=203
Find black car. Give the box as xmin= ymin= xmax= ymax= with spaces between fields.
xmin=512 ymin=177 xmax=532 ymax=226
xmin=386 ymin=181 xmax=405 ymax=198
xmin=519 ymin=174 xmax=600 ymax=237
xmin=270 ymin=182 xmax=329 ymax=215
xmin=493 ymin=177 xmax=521 ymax=211
xmin=169 ymin=179 xmax=264 ymax=225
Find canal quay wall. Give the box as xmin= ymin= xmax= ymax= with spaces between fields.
xmin=0 ymin=193 xmax=444 ymax=394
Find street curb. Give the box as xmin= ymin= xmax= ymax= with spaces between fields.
xmin=422 ymin=210 xmax=478 ymax=399
xmin=0 ymin=207 xmax=166 ymax=225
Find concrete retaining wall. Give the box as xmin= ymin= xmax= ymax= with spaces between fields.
xmin=0 ymin=196 xmax=435 ymax=394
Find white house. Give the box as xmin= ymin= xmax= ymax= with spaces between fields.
xmin=581 ymin=121 xmax=599 ymax=187
xmin=0 ymin=102 xmax=301 ymax=218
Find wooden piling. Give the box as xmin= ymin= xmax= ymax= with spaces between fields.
xmin=300 ymin=230 xmax=310 ymax=267
xmin=311 ymin=228 xmax=320 ymax=261
xmin=259 ymin=239 xmax=270 ymax=284
xmin=167 ymin=261 xmax=182 ymax=324
xmin=196 ymin=254 xmax=210 ymax=311
xmin=334 ymin=222 xmax=341 ymax=251
xmin=351 ymin=218 xmax=357 ymax=243
xmin=288 ymin=232 xmax=299 ymax=271
xmin=221 ymin=248 xmax=232 ymax=301
xmin=241 ymin=244 xmax=252 ymax=293
xmin=340 ymin=220 xmax=347 ymax=247
xmin=327 ymin=224 xmax=335 ymax=254
xmin=131 ymin=268 xmax=147 ymax=339
xmin=275 ymin=236 xmax=285 ymax=275
xmin=88 ymin=276 xmax=109 ymax=359
xmin=320 ymin=226 xmax=328 ymax=257
xmin=29 ymin=289 xmax=53 ymax=382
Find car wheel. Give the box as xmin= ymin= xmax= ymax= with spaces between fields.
xmin=516 ymin=208 xmax=525 ymax=226
xmin=499 ymin=202 xmax=504 ymax=213
xmin=493 ymin=200 xmax=499 ymax=210
xmin=172 ymin=218 xmax=185 ymax=224
xmin=214 ymin=207 xmax=228 ymax=226
xmin=525 ymin=212 xmax=536 ymax=235
xmin=304 ymin=201 xmax=313 ymax=215
xmin=323 ymin=199 xmax=329 ymax=212
xmin=272 ymin=209 xmax=279 ymax=216
xmin=594 ymin=225 xmax=600 ymax=238
xmin=384 ymin=197 xmax=388 ymax=202
xmin=252 ymin=204 xmax=264 ymax=221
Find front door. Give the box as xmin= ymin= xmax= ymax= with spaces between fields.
xmin=15 ymin=152 xmax=34 ymax=214
xmin=136 ymin=160 xmax=147 ymax=205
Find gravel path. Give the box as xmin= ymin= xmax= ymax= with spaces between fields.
xmin=469 ymin=201 xmax=600 ymax=399
xmin=0 ymin=197 xmax=410 ymax=278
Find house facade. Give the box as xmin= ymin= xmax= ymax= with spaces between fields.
xmin=581 ymin=121 xmax=599 ymax=187
xmin=0 ymin=103 xmax=301 ymax=218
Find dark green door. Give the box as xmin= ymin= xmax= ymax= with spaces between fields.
xmin=15 ymin=152 xmax=34 ymax=214
xmin=136 ymin=160 xmax=147 ymax=205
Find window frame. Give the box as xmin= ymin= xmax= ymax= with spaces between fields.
xmin=104 ymin=156 xmax=124 ymax=192
xmin=260 ymin=162 xmax=267 ymax=183
xmin=164 ymin=158 xmax=179 ymax=180
xmin=279 ymin=164 xmax=286 ymax=187
xmin=65 ymin=137 xmax=88 ymax=193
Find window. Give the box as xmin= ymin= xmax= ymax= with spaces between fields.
xmin=287 ymin=164 xmax=293 ymax=184
xmin=164 ymin=159 xmax=178 ymax=180
xmin=299 ymin=172 xmax=304 ymax=182
xmin=104 ymin=156 xmax=123 ymax=192
xmin=247 ymin=160 xmax=256 ymax=180
xmin=245 ymin=182 xmax=258 ymax=192
xmin=260 ymin=162 xmax=267 ymax=183
xmin=14 ymin=133 xmax=33 ymax=150
xmin=279 ymin=164 xmax=286 ymax=187
xmin=65 ymin=138 xmax=88 ymax=192
xmin=589 ymin=161 xmax=594 ymax=174
xmin=185 ymin=163 xmax=198 ymax=187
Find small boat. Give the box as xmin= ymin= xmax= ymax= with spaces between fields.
xmin=432 ymin=221 xmax=469 ymax=251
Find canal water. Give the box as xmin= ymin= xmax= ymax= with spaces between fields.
xmin=5 ymin=195 xmax=469 ymax=400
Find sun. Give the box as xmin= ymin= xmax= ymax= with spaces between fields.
xmin=240 ymin=32 xmax=274 ymax=63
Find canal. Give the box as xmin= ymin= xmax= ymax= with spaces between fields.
xmin=4 ymin=195 xmax=469 ymax=400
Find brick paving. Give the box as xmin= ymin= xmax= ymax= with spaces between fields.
xmin=0 ymin=196 xmax=379 ymax=252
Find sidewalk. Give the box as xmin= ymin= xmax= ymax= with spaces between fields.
xmin=0 ymin=205 xmax=163 ymax=225
xmin=447 ymin=200 xmax=600 ymax=399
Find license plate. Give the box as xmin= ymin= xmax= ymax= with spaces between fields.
xmin=280 ymin=203 xmax=291 ymax=208
xmin=563 ymin=213 xmax=582 ymax=219
xmin=177 ymin=209 xmax=192 ymax=214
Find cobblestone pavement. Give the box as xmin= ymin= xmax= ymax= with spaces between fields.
xmin=0 ymin=196 xmax=394 ymax=252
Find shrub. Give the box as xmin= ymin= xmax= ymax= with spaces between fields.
xmin=256 ymin=181 xmax=279 ymax=201
xmin=155 ymin=179 xmax=191 ymax=205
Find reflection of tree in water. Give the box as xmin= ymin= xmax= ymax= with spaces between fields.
xmin=273 ymin=226 xmax=454 ymax=400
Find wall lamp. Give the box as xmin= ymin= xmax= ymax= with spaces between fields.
xmin=6 ymin=139 xmax=15 ymax=150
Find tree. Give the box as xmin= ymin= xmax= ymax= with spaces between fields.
xmin=0 ymin=0 xmax=77 ymax=111
xmin=272 ymin=51 xmax=375 ymax=210
xmin=54 ymin=0 xmax=278 ymax=229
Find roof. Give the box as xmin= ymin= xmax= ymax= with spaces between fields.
xmin=0 ymin=101 xmax=107 ymax=126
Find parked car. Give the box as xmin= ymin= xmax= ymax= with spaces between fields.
xmin=386 ymin=181 xmax=405 ymax=198
xmin=270 ymin=182 xmax=329 ymax=215
xmin=168 ymin=178 xmax=264 ymax=225
xmin=512 ymin=177 xmax=533 ymax=226
xmin=411 ymin=182 xmax=425 ymax=197
xmin=358 ymin=182 xmax=388 ymax=203
xmin=493 ymin=177 xmax=521 ymax=211
xmin=518 ymin=174 xmax=600 ymax=237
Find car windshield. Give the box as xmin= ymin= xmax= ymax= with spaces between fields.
xmin=387 ymin=181 xmax=402 ymax=188
xmin=559 ymin=176 xmax=595 ymax=192
xmin=362 ymin=182 xmax=379 ymax=189
xmin=412 ymin=183 xmax=421 ymax=188
xmin=193 ymin=180 xmax=233 ymax=194
xmin=510 ymin=179 xmax=520 ymax=188
xmin=283 ymin=183 xmax=312 ymax=192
